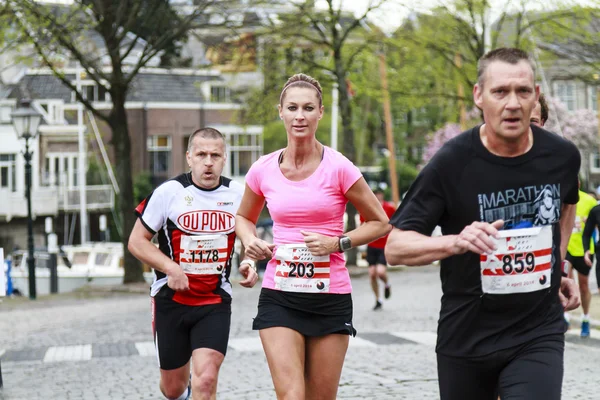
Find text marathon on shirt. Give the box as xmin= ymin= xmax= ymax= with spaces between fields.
xmin=478 ymin=184 xmax=561 ymax=229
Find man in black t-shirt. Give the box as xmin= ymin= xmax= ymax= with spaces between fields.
xmin=582 ymin=203 xmax=600 ymax=321
xmin=385 ymin=48 xmax=581 ymax=400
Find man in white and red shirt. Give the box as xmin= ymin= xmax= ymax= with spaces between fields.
xmin=129 ymin=127 xmax=257 ymax=400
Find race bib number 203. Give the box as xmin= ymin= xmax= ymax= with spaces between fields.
xmin=480 ymin=226 xmax=553 ymax=294
xmin=274 ymin=244 xmax=330 ymax=293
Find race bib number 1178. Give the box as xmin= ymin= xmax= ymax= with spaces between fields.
xmin=480 ymin=226 xmax=553 ymax=294
xmin=179 ymin=234 xmax=228 ymax=275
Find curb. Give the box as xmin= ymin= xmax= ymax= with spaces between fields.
xmin=73 ymin=283 xmax=150 ymax=294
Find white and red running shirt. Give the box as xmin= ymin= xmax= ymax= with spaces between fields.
xmin=135 ymin=173 xmax=243 ymax=306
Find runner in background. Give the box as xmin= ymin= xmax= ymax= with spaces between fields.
xmin=530 ymin=92 xmax=548 ymax=127
xmin=360 ymin=188 xmax=396 ymax=310
xmin=565 ymin=189 xmax=597 ymax=336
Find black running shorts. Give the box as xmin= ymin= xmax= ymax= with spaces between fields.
xmin=566 ymin=252 xmax=593 ymax=276
xmin=366 ymin=247 xmax=387 ymax=267
xmin=252 ymin=288 xmax=356 ymax=337
xmin=437 ymin=334 xmax=564 ymax=400
xmin=152 ymin=287 xmax=231 ymax=370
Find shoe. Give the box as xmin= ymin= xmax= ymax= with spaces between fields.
xmin=581 ymin=320 xmax=590 ymax=338
xmin=373 ymin=300 xmax=382 ymax=311
xmin=384 ymin=285 xmax=391 ymax=299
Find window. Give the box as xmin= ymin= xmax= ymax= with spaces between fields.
xmin=72 ymin=83 xmax=109 ymax=102
xmin=73 ymin=156 xmax=78 ymax=187
xmin=555 ymin=81 xmax=576 ymax=111
xmin=148 ymin=135 xmax=172 ymax=179
xmin=588 ymin=86 xmax=598 ymax=112
xmin=590 ymin=150 xmax=600 ymax=173
xmin=0 ymin=154 xmax=16 ymax=192
xmin=228 ymin=133 xmax=261 ymax=177
xmin=43 ymin=153 xmax=79 ymax=187
xmin=210 ymin=86 xmax=230 ymax=103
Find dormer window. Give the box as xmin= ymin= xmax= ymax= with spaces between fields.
xmin=71 ymin=81 xmax=110 ymax=102
xmin=211 ymin=86 xmax=231 ymax=103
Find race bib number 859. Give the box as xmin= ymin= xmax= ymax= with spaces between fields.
xmin=480 ymin=226 xmax=553 ymax=294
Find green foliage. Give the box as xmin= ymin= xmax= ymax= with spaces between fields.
xmin=378 ymin=160 xmax=419 ymax=198
xmin=86 ymin=156 xmax=105 ymax=186
xmin=530 ymin=5 xmax=600 ymax=77
xmin=133 ymin=172 xmax=153 ymax=204
xmin=396 ymin=163 xmax=419 ymax=195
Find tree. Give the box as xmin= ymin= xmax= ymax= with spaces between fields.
xmin=9 ymin=0 xmax=235 ymax=283
xmin=422 ymin=107 xmax=481 ymax=165
xmin=530 ymin=4 xmax=600 ymax=74
xmin=422 ymin=123 xmax=462 ymax=165
xmin=544 ymin=96 xmax=598 ymax=187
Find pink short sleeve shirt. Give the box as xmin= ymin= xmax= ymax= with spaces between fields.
xmin=245 ymin=146 xmax=362 ymax=293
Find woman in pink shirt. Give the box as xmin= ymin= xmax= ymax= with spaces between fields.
xmin=236 ymin=73 xmax=390 ymax=399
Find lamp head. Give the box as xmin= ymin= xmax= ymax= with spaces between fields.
xmin=11 ymin=99 xmax=42 ymax=140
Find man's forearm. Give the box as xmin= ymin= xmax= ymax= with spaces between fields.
xmin=385 ymin=228 xmax=456 ymax=266
xmin=128 ymin=237 xmax=178 ymax=275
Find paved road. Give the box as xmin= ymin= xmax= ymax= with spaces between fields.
xmin=0 ymin=266 xmax=599 ymax=399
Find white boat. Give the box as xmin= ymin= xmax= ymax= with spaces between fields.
xmin=9 ymin=242 xmax=154 ymax=297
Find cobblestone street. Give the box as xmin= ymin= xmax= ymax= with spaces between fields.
xmin=1 ymin=266 xmax=599 ymax=399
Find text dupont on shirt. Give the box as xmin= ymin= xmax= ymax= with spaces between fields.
xmin=177 ymin=210 xmax=235 ymax=233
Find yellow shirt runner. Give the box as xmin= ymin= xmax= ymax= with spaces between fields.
xmin=567 ymin=190 xmax=597 ymax=257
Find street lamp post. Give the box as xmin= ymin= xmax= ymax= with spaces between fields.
xmin=11 ymin=99 xmax=42 ymax=300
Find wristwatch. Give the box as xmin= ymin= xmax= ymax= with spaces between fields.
xmin=338 ymin=235 xmax=352 ymax=252
xmin=561 ymin=259 xmax=570 ymax=278
xmin=240 ymin=259 xmax=256 ymax=272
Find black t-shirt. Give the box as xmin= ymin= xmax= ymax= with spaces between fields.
xmin=582 ymin=204 xmax=600 ymax=253
xmin=390 ymin=125 xmax=580 ymax=357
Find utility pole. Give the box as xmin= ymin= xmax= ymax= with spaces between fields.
xmin=331 ymin=82 xmax=339 ymax=151
xmin=455 ymin=53 xmax=467 ymax=130
xmin=75 ymin=63 xmax=88 ymax=244
xmin=378 ymin=52 xmax=400 ymax=205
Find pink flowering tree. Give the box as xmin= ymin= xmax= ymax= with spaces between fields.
xmin=544 ymin=97 xmax=598 ymax=188
xmin=544 ymin=97 xmax=597 ymax=149
xmin=422 ymin=123 xmax=462 ymax=165
xmin=422 ymin=107 xmax=483 ymax=165
xmin=423 ymin=100 xmax=598 ymax=171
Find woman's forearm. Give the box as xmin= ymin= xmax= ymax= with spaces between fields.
xmin=345 ymin=220 xmax=392 ymax=248
xmin=235 ymin=214 xmax=259 ymax=246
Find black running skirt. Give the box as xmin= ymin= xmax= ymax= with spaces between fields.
xmin=252 ymin=288 xmax=356 ymax=337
